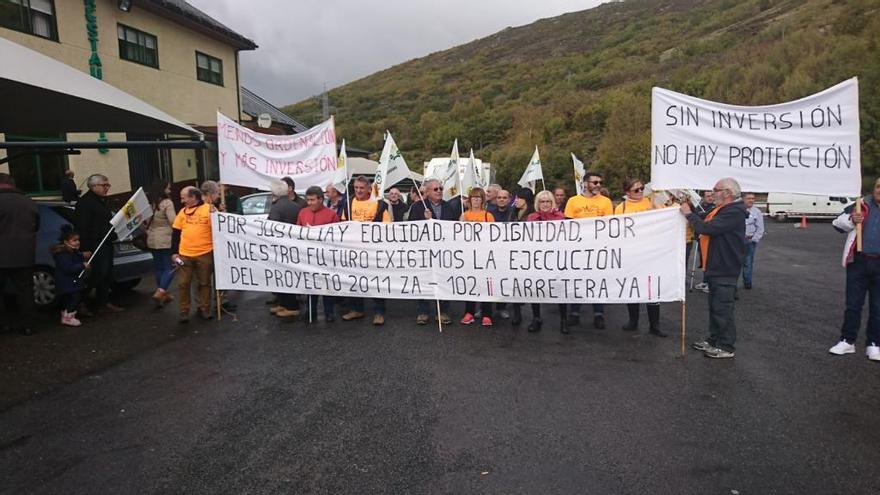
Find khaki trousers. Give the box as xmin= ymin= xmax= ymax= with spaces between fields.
xmin=178 ymin=253 xmax=213 ymax=316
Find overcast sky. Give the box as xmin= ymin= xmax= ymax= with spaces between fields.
xmin=188 ymin=0 xmax=605 ymax=107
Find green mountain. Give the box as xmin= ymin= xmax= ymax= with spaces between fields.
xmin=284 ymin=0 xmax=880 ymax=195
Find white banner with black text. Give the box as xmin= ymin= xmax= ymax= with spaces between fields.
xmin=651 ymin=78 xmax=861 ymax=196
xmin=212 ymin=208 xmax=687 ymax=304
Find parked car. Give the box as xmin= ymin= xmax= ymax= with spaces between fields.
xmin=767 ymin=193 xmax=857 ymax=222
xmin=240 ymin=192 xmax=271 ymax=218
xmin=26 ymin=202 xmax=154 ymax=307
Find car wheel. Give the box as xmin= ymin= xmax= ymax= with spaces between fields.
xmin=775 ymin=213 xmax=787 ymax=222
xmin=114 ymin=279 xmax=141 ymax=292
xmin=33 ymin=268 xmax=56 ymax=307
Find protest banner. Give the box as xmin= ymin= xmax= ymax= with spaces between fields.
xmin=212 ymin=207 xmax=686 ymax=304
xmin=651 ymin=78 xmax=861 ymax=196
xmin=216 ymin=112 xmax=336 ymax=192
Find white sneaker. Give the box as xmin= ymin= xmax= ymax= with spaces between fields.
xmin=829 ymin=340 xmax=856 ymax=355
xmin=867 ymin=343 xmax=880 ymax=362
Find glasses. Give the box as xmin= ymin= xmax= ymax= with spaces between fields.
xmin=96 ymin=183 xmax=110 ymax=188
xmin=588 ymin=180 xmax=603 ymax=185
xmin=630 ymin=187 xmax=644 ymax=193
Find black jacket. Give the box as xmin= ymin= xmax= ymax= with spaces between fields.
xmin=389 ymin=201 xmax=408 ymax=222
xmin=268 ymin=196 xmax=301 ymax=224
xmin=61 ymin=177 xmax=79 ymax=203
xmin=687 ymin=200 xmax=748 ymax=278
xmin=488 ymin=204 xmax=515 ymax=223
xmin=407 ymin=198 xmax=458 ymax=221
xmin=74 ymin=190 xmax=115 ymax=252
xmin=0 ymin=187 xmax=39 ymax=268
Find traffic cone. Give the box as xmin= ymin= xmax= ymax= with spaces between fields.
xmin=800 ymin=216 xmax=807 ymax=229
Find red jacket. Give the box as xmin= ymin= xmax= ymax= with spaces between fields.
xmin=526 ymin=209 xmax=565 ymax=221
xmin=297 ymin=206 xmax=339 ymax=227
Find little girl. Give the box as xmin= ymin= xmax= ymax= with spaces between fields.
xmin=51 ymin=225 xmax=90 ymax=327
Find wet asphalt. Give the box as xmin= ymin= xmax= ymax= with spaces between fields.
xmin=0 ymin=220 xmax=878 ymax=494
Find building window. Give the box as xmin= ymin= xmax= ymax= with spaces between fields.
xmin=196 ymin=51 xmax=223 ymax=86
xmin=5 ymin=134 xmax=67 ymax=195
xmin=0 ymin=0 xmax=58 ymax=41
xmin=117 ymin=23 xmax=158 ymax=68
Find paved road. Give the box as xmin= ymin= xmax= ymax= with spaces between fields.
xmin=1 ymin=220 xmax=878 ymax=494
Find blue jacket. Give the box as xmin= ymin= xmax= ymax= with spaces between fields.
xmin=53 ymin=248 xmax=87 ymax=295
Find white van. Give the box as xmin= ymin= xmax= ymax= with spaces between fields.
xmin=767 ymin=193 xmax=857 ymax=221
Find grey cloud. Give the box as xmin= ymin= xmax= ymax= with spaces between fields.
xmin=188 ymin=0 xmax=604 ymax=106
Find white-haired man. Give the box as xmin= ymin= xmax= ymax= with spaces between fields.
xmin=74 ymin=173 xmax=123 ymax=314
xmin=268 ymin=178 xmax=303 ymax=319
xmin=680 ymin=177 xmax=748 ymax=359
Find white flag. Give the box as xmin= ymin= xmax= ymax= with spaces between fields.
xmin=110 ymin=187 xmax=153 ymax=240
xmin=332 ymin=139 xmax=350 ymax=194
xmin=373 ymin=131 xmax=411 ymax=199
xmin=518 ymin=146 xmax=544 ymax=191
xmin=439 ymin=139 xmax=461 ymax=200
xmin=462 ymin=148 xmax=483 ymax=197
xmin=571 ymin=153 xmax=586 ymax=196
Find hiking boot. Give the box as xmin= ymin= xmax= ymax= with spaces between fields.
xmin=276 ymin=308 xmax=301 ymax=318
xmin=704 ymin=347 xmax=735 ymax=359
xmin=373 ymin=314 xmax=385 ymax=326
xmin=460 ymin=313 xmax=475 ymax=325
xmin=416 ymin=314 xmax=429 ymax=325
xmin=342 ymin=310 xmax=364 ymax=321
xmin=438 ymin=313 xmax=452 ymax=325
xmin=828 ymin=340 xmax=856 ymax=355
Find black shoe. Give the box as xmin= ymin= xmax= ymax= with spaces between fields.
xmin=649 ymin=326 xmax=669 ymax=338
xmin=527 ymin=317 xmax=542 ymax=333
xmin=78 ymin=304 xmax=94 ymax=318
xmin=511 ymin=306 xmax=522 ymax=326
xmin=560 ymin=318 xmax=569 ymax=334
xmin=199 ymin=310 xmax=213 ymax=320
xmin=221 ymin=302 xmax=237 ymax=311
xmin=622 ymin=320 xmax=638 ymax=332
xmin=744 ymin=283 xmax=752 ymax=290
xmin=178 ymin=314 xmax=189 ymax=324
xmin=566 ymin=314 xmax=579 ymax=327
xmin=593 ymin=314 xmax=606 ymax=330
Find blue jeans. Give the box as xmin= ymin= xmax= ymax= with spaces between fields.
xmin=707 ymin=276 xmax=737 ymax=352
xmin=150 ymin=248 xmax=175 ymax=291
xmin=741 ymin=242 xmax=757 ymax=287
xmin=840 ymin=254 xmax=880 ymax=345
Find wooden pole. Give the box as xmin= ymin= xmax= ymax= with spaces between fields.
xmin=436 ymin=299 xmax=443 ymax=333
xmin=680 ymin=300 xmax=686 ymax=357
xmin=856 ymin=198 xmax=863 ymax=252
xmin=215 ymin=275 xmax=222 ymax=321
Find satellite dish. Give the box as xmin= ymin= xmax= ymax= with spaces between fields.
xmin=257 ymin=113 xmax=272 ymax=128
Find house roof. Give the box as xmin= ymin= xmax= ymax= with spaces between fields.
xmin=138 ymin=0 xmax=258 ymax=51
xmin=241 ymin=87 xmax=308 ymax=132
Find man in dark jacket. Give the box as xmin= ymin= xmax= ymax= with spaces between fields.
xmin=74 ymin=174 xmax=122 ymax=313
xmin=281 ymin=176 xmax=306 ymax=208
xmin=60 ymin=170 xmax=80 ymax=203
xmin=387 ymin=187 xmax=407 ymax=222
xmin=268 ymin=178 xmax=303 ymax=318
xmin=0 ymin=174 xmax=39 ymax=335
xmin=488 ymin=189 xmax=516 ymax=223
xmin=408 ymin=178 xmax=456 ymax=325
xmin=681 ymin=177 xmax=748 ymax=359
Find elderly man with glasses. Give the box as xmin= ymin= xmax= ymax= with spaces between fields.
xmin=74 ymin=174 xmax=123 ymax=314
xmin=680 ymin=177 xmax=748 ymax=359
xmin=407 ymin=178 xmax=457 ymax=325
xmin=563 ymin=171 xmax=613 ymax=329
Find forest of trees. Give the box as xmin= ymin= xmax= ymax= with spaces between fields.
xmin=283 ymin=0 xmax=880 ymax=197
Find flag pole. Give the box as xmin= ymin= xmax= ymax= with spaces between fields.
xmin=78 ymin=226 xmax=114 ymax=278
xmin=856 ymin=197 xmax=863 ymax=252
xmin=680 ymin=300 xmax=686 ymax=357
xmin=436 ymin=299 xmax=443 ymax=333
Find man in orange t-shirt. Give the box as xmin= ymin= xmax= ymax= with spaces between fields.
xmin=171 ymin=186 xmax=214 ymax=322
xmin=563 ymin=172 xmax=613 ymax=329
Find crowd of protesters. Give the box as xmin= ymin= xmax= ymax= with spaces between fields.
xmin=7 ymin=166 xmax=852 ymax=362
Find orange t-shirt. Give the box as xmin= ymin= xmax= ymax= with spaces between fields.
xmin=461 ymin=210 xmax=495 ymax=222
xmin=614 ymin=198 xmax=654 ymax=215
xmin=172 ymin=203 xmax=213 ymax=256
xmin=564 ymin=194 xmax=613 ymax=218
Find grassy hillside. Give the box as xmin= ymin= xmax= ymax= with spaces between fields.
xmin=284 ymin=0 xmax=880 ymax=195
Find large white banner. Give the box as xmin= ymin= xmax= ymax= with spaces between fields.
xmin=212 ymin=208 xmax=686 ymax=304
xmin=217 ymin=112 xmax=336 ymax=192
xmin=651 ymin=78 xmax=861 ymax=196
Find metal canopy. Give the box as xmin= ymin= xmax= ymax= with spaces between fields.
xmin=0 ymin=37 xmax=203 ymax=137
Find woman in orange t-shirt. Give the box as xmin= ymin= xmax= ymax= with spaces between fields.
xmin=615 ymin=177 xmax=667 ymax=338
xmin=459 ymin=187 xmax=494 ymax=326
